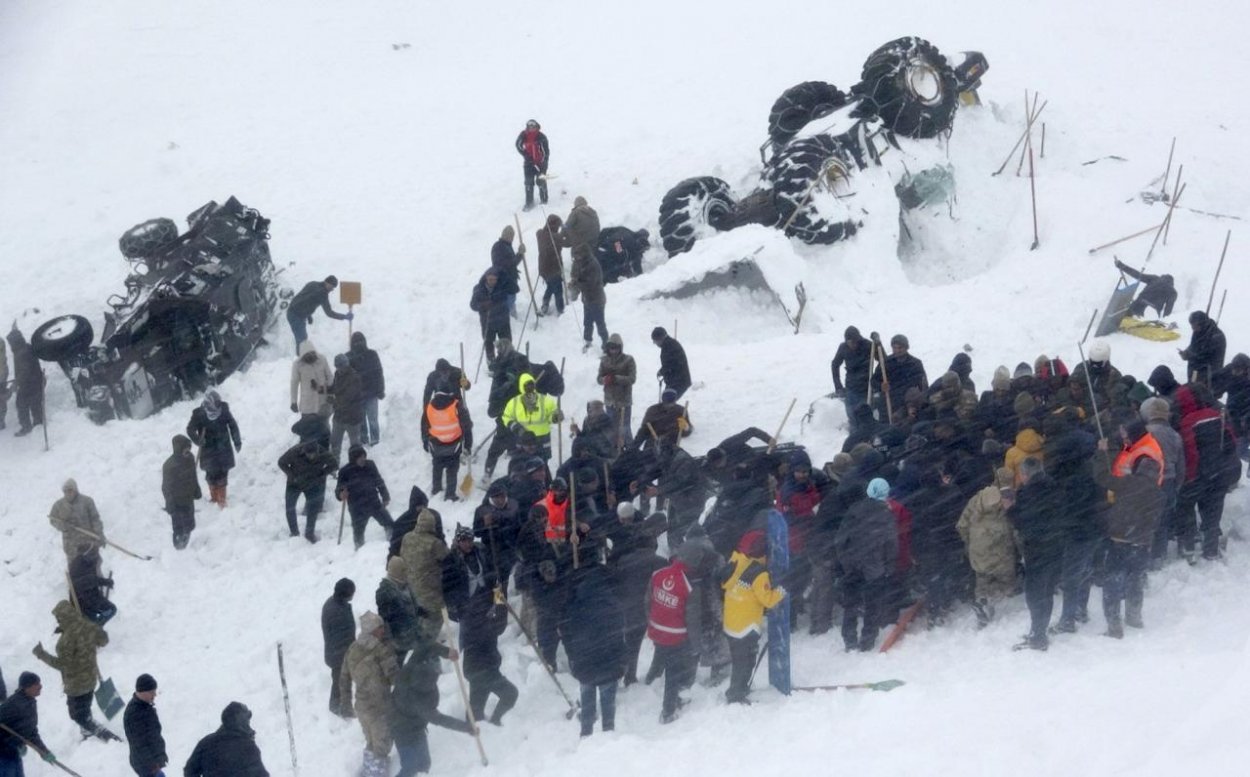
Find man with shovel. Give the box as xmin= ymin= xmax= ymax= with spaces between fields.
xmin=32 ymin=601 xmax=121 ymax=742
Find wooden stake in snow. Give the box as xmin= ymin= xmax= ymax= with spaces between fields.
xmin=1028 ymin=142 xmax=1040 ymax=250
xmin=1160 ymin=137 xmax=1176 ymax=201
xmin=1206 ymin=231 xmax=1231 ymax=315
xmin=993 ymin=99 xmax=1047 ymax=176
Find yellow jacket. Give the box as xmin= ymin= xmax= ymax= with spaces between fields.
xmin=501 ymin=373 xmax=560 ymax=437
xmin=721 ymin=550 xmax=784 ymax=638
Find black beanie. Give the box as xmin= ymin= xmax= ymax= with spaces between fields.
xmin=136 ymin=673 xmax=158 ymax=692
xmin=334 ymin=577 xmax=356 ymax=598
xmin=651 ymin=326 xmax=667 ymax=341
xmin=19 ymin=671 xmax=40 ymax=689
xmin=324 ymin=275 xmax=338 ymax=287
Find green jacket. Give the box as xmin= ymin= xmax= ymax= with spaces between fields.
xmin=49 ymin=491 xmax=104 ymax=558
xmin=340 ymin=630 xmax=399 ymax=716
xmin=34 ymin=600 xmax=108 ymax=696
xmin=401 ymin=510 xmax=449 ymax=614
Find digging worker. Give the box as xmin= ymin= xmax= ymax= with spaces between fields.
xmin=287 ymin=275 xmax=352 ymax=350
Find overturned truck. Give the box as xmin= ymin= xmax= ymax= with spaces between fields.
xmin=658 ymin=36 xmax=987 ymax=256
xmin=31 ymin=197 xmax=288 ymax=423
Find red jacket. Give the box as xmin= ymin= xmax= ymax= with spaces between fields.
xmin=1176 ymin=386 xmax=1228 ymax=484
xmin=647 ymin=560 xmax=692 ymax=646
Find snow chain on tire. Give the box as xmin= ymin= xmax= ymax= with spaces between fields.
xmin=657 ymin=176 xmax=738 ymax=256
xmin=852 ymin=36 xmax=958 ymax=139
xmin=765 ymin=135 xmax=859 ymax=245
xmin=118 ymin=217 xmax=179 ymax=259
xmin=767 ymin=81 xmax=848 ymax=151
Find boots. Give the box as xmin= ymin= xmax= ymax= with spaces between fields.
xmin=973 ymin=598 xmax=993 ymax=629
xmin=1125 ymin=592 xmax=1144 ymax=629
xmin=1104 ymin=607 xmax=1124 ymax=639
xmin=1012 ymin=632 xmax=1049 ymax=651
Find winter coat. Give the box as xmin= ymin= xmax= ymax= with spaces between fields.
xmin=1070 ymin=360 xmax=1123 ymax=414
xmin=561 ymin=202 xmax=601 ymax=260
xmin=162 ymin=448 xmax=202 ymax=509
xmin=833 ymin=495 xmax=899 ymax=581
xmin=124 ymin=694 xmax=168 ymax=775
xmin=183 ymin=702 xmax=269 ymax=777
xmin=422 ymin=393 xmax=473 ymax=453
xmin=872 ymin=351 xmax=928 ymax=416
xmin=1004 ymin=428 xmax=1045 ymax=482
xmin=389 ymin=488 xmax=437 ymax=559
xmin=1093 ymin=450 xmax=1165 ymax=547
xmin=0 ymin=337 xmax=7 ymax=390
xmin=561 ymin=566 xmax=627 ymax=686
xmin=33 ymin=600 xmax=108 ymax=696
xmin=634 ymin=401 xmax=685 ymax=449
xmin=721 ymin=550 xmax=785 ymax=638
xmin=956 ymin=469 xmax=1018 ymax=578
xmin=442 ymin=544 xmax=501 ymax=628
xmin=1044 ymin=431 xmax=1107 ymax=544
xmin=6 ymin=329 xmax=41 ymax=395
xmin=570 ymin=253 xmax=606 ymax=305
xmin=595 ymin=226 xmax=649 ymax=282
xmin=349 ymin=332 xmax=385 ymax=400
xmin=336 ymin=459 xmax=390 ymax=510
xmin=656 ymin=448 xmax=711 ymax=517
xmin=474 ymin=496 xmax=521 ymax=574
xmin=1182 ymin=318 xmax=1227 ymax=381
xmin=489 ymin=240 xmax=522 ymax=296
xmin=1008 ymin=472 xmax=1067 ymax=564
xmin=288 ymin=280 xmax=345 ymax=322
xmin=376 ymin=575 xmax=421 ymax=651
xmin=906 ymin=477 xmax=966 ymax=564
xmin=598 ymin=336 xmax=637 ymax=407
xmin=330 ymin=364 xmax=364 ymax=425
xmin=515 ymin=128 xmax=549 ymax=170
xmin=321 ymin=594 xmax=355 ymax=667
xmin=1176 ymin=386 xmax=1236 ymax=490
xmin=290 ymin=341 xmax=332 ymax=415
xmin=501 ymin=373 xmax=560 ymax=438
xmin=48 ymin=488 xmax=104 ymax=559
xmin=401 ymin=510 xmax=449 ymax=614
xmin=537 ymin=216 xmax=564 ymax=279
xmin=277 ymin=442 xmax=338 ymax=492
xmin=657 ymin=336 xmax=692 ymax=396
xmin=340 ymin=630 xmax=399 ymax=717
xmin=831 ymin=338 xmax=871 ymax=396
xmin=186 ymin=405 xmax=241 ymax=475
xmin=977 ymin=389 xmax=1019 ymax=443
xmin=1146 ymin=419 xmax=1185 ymax=490
xmin=470 ymin=273 xmax=512 ymax=330
xmin=390 ymin=644 xmax=472 ymax=745
xmin=0 ymin=688 xmax=48 ymax=760
xmin=422 ymin=363 xmax=467 ymax=408
xmin=68 ymin=552 xmax=112 ymax=617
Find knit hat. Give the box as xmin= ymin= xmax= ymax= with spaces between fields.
xmin=454 ymin=524 xmax=474 ymax=543
xmin=662 ymin=388 xmax=678 ymax=402
xmin=334 ymin=353 xmax=349 ymax=370
xmin=1014 ymin=362 xmax=1033 ymax=379
xmin=825 ymin=452 xmax=854 ymax=477
xmin=790 ymin=449 xmax=812 ymax=470
xmin=617 ymin=502 xmax=637 ymax=519
xmin=1140 ymin=397 xmax=1171 ymax=424
xmin=333 ymin=577 xmax=356 ymax=598
xmin=844 ymin=326 xmax=861 ymax=341
xmin=890 ymin=334 xmax=909 ymax=349
xmin=866 ymin=478 xmax=890 ymax=501
xmin=1088 ymin=340 xmax=1111 ymax=363
xmin=18 ymin=671 xmax=40 ymax=689
xmin=651 ymin=326 xmax=667 ymax=341
xmin=136 ymin=674 xmax=158 ymax=693
xmin=324 ymin=275 xmax=338 ymax=287
xmin=990 ymin=367 xmax=1010 ymax=392
xmin=1189 ymin=310 xmax=1209 ymax=327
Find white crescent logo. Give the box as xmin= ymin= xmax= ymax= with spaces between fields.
xmin=661 ymin=577 xmax=675 ymax=591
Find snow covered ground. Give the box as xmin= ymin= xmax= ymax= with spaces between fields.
xmin=1 ymin=0 xmax=1247 ymax=774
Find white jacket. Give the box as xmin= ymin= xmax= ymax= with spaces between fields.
xmin=291 ymin=341 xmax=333 ymax=415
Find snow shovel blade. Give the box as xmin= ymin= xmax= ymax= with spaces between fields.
xmin=95 ymin=677 xmax=124 ymax=719
xmin=459 ymin=470 xmax=474 ymax=497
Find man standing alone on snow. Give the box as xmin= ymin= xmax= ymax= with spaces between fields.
xmin=162 ymin=434 xmax=202 ymax=549
xmin=515 ymin=119 xmax=550 ymax=210
xmin=286 ymin=275 xmax=351 ymax=350
xmin=651 ymin=327 xmax=691 ymax=400
xmin=123 ymin=673 xmax=167 ymax=777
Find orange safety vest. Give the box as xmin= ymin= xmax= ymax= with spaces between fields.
xmin=1113 ymin=433 xmax=1165 ymax=486
xmin=540 ymin=491 xmax=570 ymax=541
xmin=425 ymin=400 xmax=462 ymax=443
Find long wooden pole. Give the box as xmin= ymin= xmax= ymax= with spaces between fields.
xmin=1206 ymin=231 xmax=1231 ymax=315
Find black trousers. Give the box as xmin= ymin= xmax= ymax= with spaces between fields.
xmin=14 ymin=386 xmax=43 ymax=430
xmin=725 ymin=632 xmax=759 ymax=702
xmin=524 ymin=162 xmax=548 ymax=205
xmin=1177 ymin=482 xmax=1226 ymax=558
xmin=169 ymin=504 xmax=195 ymax=548
xmin=652 ymin=641 xmax=696 ymax=717
xmin=328 ymin=656 xmax=345 ymax=714
xmin=349 ymin=502 xmax=394 ymax=548
xmin=1023 ymin=552 xmax=1062 ymax=638
xmin=468 ymin=668 xmax=519 ymax=722
xmin=284 ymin=483 xmax=325 ymax=537
xmin=432 ymin=452 xmax=461 ymax=496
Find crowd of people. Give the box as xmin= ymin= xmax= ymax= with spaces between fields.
xmin=2 ymin=121 xmax=1246 ymax=776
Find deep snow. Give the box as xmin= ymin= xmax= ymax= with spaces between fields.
xmin=1 ymin=1 xmax=1248 ymax=775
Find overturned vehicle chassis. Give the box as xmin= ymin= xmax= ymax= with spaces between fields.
xmin=32 ymin=197 xmax=287 ymax=423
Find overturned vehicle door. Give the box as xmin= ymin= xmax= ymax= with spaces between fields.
xmin=31 ymin=197 xmax=288 ymax=423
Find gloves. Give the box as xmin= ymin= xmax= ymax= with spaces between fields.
xmin=378 ymin=392 xmax=386 ymax=400
xmin=345 ymin=312 xmax=354 ymax=321
xmin=552 ymin=410 xmax=564 ymax=423
xmin=517 ymin=244 xmax=527 ymax=255
xmin=102 ymin=578 xmax=115 ymax=589
xmin=291 ymin=403 xmax=299 ymax=413
xmin=508 ymin=422 xmax=523 ymax=435
xmin=42 ymin=751 xmax=57 ymax=764
xmin=459 ymin=377 xmax=471 ymax=390
xmin=677 ymin=417 xmax=690 ymax=432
